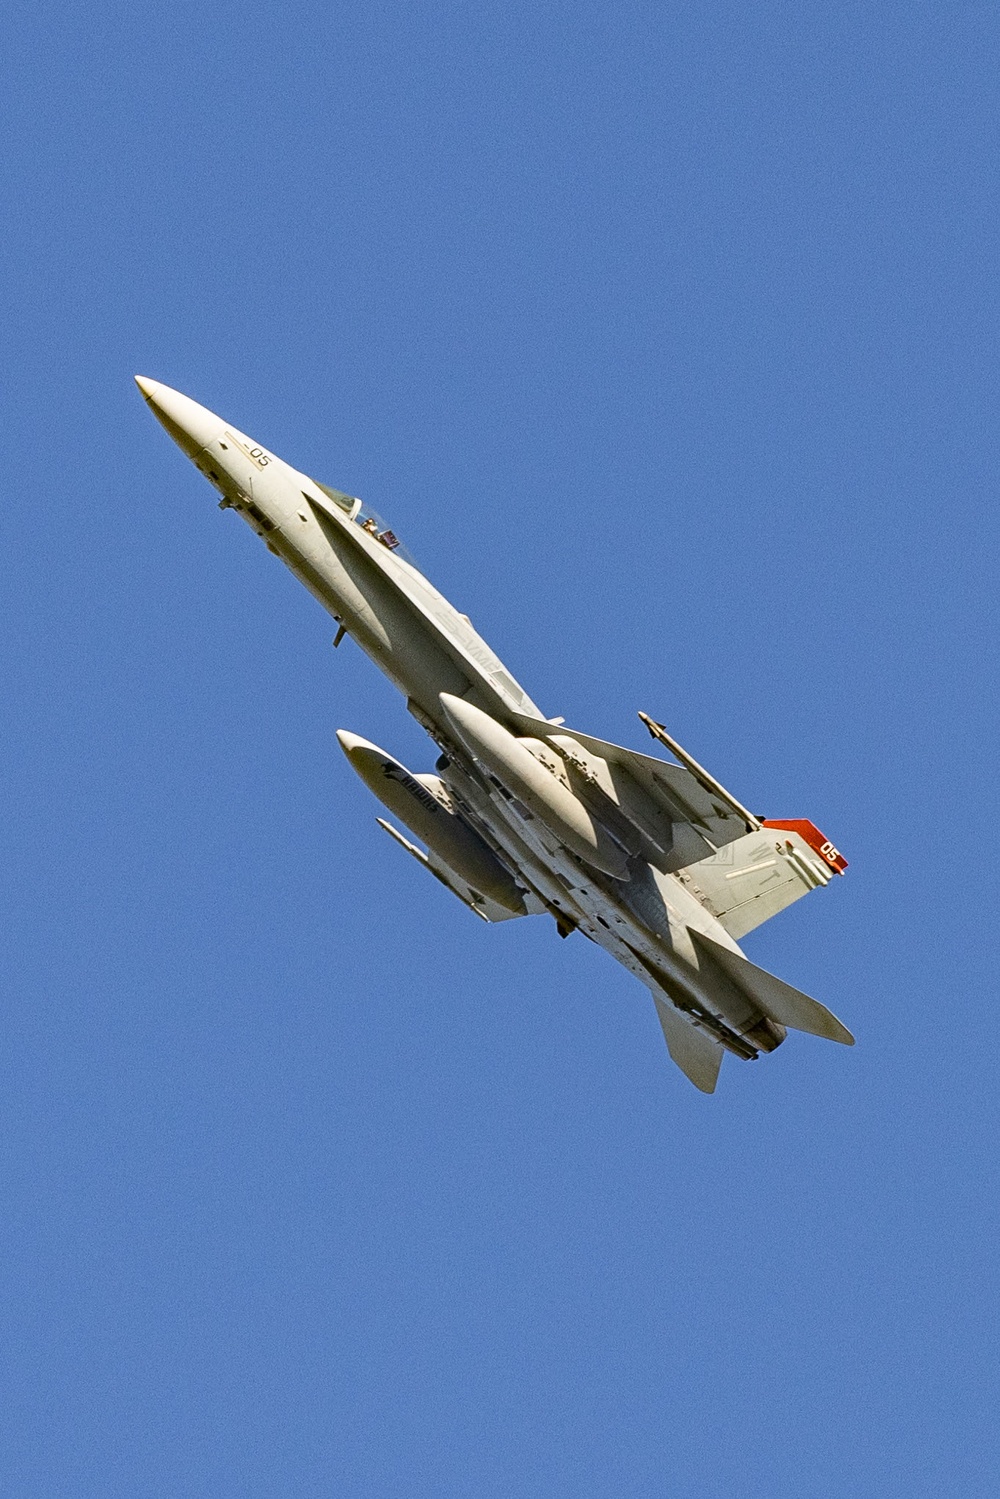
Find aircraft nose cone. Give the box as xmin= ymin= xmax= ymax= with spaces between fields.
xmin=134 ymin=375 xmax=225 ymax=459
xmin=336 ymin=730 xmax=376 ymax=759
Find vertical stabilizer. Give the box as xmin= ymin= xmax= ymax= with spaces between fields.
xmin=652 ymin=995 xmax=724 ymax=1092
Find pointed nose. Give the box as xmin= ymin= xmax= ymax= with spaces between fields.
xmin=134 ymin=376 xmax=225 ymax=459
xmin=336 ymin=730 xmax=377 ymax=759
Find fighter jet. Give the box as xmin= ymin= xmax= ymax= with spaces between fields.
xmin=136 ymin=377 xmax=853 ymax=1092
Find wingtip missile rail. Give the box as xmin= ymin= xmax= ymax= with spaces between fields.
xmin=637 ymin=712 xmax=762 ymax=830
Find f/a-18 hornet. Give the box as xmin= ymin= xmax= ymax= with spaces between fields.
xmin=137 ymin=377 xmax=853 ymax=1092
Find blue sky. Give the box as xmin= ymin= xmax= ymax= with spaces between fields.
xmin=2 ymin=2 xmax=998 ymax=1494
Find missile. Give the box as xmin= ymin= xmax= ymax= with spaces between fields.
xmin=336 ymin=731 xmax=526 ymax=913
xmin=437 ymin=694 xmax=630 ymax=880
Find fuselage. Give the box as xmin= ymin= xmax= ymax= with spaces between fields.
xmin=136 ymin=378 xmax=789 ymax=1064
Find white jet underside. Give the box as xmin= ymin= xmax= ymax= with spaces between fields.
xmin=136 ymin=376 xmax=853 ymax=1093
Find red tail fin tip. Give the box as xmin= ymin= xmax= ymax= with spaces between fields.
xmin=762 ymin=819 xmax=848 ymax=874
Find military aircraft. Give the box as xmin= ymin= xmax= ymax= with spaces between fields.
xmin=136 ymin=376 xmax=853 ymax=1092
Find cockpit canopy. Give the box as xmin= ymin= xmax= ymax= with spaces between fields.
xmin=314 ymin=481 xmax=360 ymax=518
xmin=314 ymin=479 xmax=418 ymax=568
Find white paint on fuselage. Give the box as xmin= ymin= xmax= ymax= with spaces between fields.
xmin=136 ymin=376 xmax=542 ymax=725
xmin=137 ymin=378 xmax=756 ymax=1051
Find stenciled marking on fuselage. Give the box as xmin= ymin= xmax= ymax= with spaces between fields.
xmin=224 ymin=430 xmax=271 ymax=469
xmin=382 ymin=761 xmax=442 ymax=813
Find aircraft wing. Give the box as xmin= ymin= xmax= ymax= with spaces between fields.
xmin=505 ymin=709 xmax=752 ymax=864
xmin=503 ymin=709 xmax=845 ymax=937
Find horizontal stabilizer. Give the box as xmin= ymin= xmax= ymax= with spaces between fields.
xmin=691 ymin=930 xmax=854 ymax=1046
xmin=652 ymin=994 xmax=724 ymax=1093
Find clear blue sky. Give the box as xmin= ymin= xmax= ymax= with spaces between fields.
xmin=2 ymin=2 xmax=997 ymax=1494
